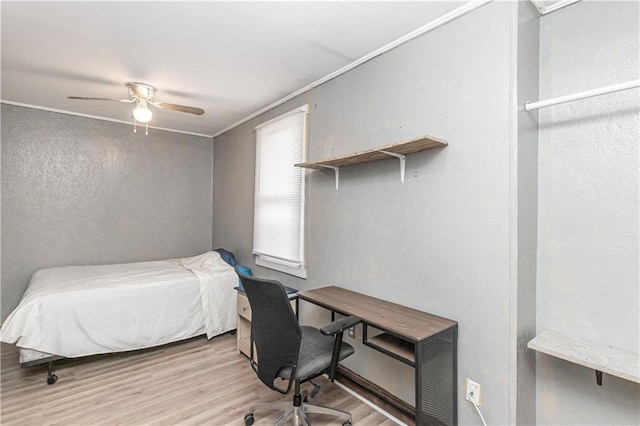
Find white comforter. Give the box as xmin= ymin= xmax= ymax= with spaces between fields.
xmin=0 ymin=251 xmax=237 ymax=359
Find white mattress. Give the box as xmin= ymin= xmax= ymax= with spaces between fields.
xmin=0 ymin=251 xmax=237 ymax=361
xmin=18 ymin=347 xmax=58 ymax=364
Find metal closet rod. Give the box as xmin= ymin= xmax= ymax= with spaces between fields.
xmin=525 ymin=79 xmax=640 ymax=111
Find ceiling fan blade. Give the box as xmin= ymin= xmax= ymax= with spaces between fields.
xmin=155 ymin=102 xmax=205 ymax=115
xmin=67 ymin=96 xmax=133 ymax=102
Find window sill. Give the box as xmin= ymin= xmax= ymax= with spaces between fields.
xmin=255 ymin=257 xmax=307 ymax=279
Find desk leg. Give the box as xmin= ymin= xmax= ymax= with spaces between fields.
xmin=415 ymin=327 xmax=458 ymax=426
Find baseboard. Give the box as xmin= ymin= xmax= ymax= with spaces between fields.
xmin=336 ymin=365 xmax=416 ymax=425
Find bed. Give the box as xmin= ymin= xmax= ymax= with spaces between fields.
xmin=0 ymin=251 xmax=238 ymax=382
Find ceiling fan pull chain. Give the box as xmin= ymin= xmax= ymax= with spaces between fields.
xmin=145 ymin=122 xmax=149 ymax=136
xmin=133 ymin=120 xmax=137 ymax=133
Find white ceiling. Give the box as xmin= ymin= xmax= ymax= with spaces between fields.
xmin=1 ymin=1 xmax=466 ymax=138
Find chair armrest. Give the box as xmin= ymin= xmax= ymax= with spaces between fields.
xmin=320 ymin=316 xmax=361 ymax=336
xmin=321 ymin=316 xmax=360 ymax=381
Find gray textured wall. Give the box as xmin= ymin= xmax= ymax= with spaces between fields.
xmin=1 ymin=105 xmax=214 ymax=319
xmin=214 ymin=3 xmax=518 ymax=424
xmin=537 ymin=1 xmax=639 ymax=424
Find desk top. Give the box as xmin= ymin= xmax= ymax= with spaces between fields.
xmin=297 ymin=286 xmax=456 ymax=342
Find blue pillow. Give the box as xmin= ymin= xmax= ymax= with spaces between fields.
xmin=236 ymin=265 xmax=252 ymax=290
xmin=214 ymin=248 xmax=237 ymax=267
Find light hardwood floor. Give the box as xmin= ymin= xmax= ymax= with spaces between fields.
xmin=1 ymin=333 xmax=398 ymax=425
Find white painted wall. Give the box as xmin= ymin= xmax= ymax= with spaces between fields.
xmin=536 ymin=1 xmax=640 ymax=424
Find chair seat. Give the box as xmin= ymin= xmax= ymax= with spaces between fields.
xmin=278 ymin=326 xmax=355 ymax=380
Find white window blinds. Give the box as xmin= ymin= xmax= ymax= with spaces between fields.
xmin=253 ymin=105 xmax=307 ymax=274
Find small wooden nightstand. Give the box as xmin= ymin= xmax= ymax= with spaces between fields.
xmin=236 ymin=286 xmax=298 ymax=359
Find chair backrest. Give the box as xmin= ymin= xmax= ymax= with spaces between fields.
xmin=236 ymin=270 xmax=301 ymax=392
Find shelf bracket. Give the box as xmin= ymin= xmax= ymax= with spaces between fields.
xmin=379 ymin=150 xmax=406 ymax=184
xmin=317 ymin=165 xmax=340 ymax=190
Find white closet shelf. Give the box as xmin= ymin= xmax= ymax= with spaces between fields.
xmin=295 ymin=135 xmax=447 ymax=190
xmin=528 ymin=329 xmax=640 ymax=385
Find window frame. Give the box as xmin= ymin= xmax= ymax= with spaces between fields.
xmin=252 ymin=105 xmax=308 ymax=279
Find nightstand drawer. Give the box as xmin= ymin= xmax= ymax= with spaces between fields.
xmin=237 ymin=292 xmax=252 ymax=320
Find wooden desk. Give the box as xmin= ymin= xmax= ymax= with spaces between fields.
xmin=297 ymin=286 xmax=458 ymax=426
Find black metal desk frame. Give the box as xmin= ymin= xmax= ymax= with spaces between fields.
xmin=297 ymin=286 xmax=458 ymax=426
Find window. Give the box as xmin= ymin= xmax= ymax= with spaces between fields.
xmin=253 ymin=105 xmax=308 ymax=278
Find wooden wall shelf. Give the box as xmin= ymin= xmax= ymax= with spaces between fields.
xmin=295 ymin=135 xmax=447 ymax=190
xmin=528 ymin=329 xmax=640 ymax=386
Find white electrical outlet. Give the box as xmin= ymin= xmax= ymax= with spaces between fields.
xmin=348 ymin=326 xmax=356 ymax=339
xmin=465 ymin=378 xmax=481 ymax=405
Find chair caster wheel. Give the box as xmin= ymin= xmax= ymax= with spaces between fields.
xmin=244 ymin=413 xmax=254 ymax=426
xmin=47 ymin=374 xmax=58 ymax=385
xmin=342 ymin=422 xmax=352 ymax=426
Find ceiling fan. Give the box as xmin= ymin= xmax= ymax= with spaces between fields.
xmin=68 ymin=82 xmax=205 ymax=134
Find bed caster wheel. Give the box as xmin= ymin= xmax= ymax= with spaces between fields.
xmin=47 ymin=374 xmax=58 ymax=385
xmin=244 ymin=413 xmax=254 ymax=426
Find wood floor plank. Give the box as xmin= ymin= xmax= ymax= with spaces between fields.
xmin=1 ymin=333 xmax=399 ymax=425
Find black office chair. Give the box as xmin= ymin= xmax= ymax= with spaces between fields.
xmin=237 ymin=270 xmax=360 ymax=426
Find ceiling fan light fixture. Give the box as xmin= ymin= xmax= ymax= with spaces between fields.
xmin=67 ymin=82 xmax=204 ymax=134
xmin=133 ymin=104 xmax=152 ymax=123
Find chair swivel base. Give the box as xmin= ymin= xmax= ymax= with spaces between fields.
xmin=244 ymin=400 xmax=352 ymax=426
